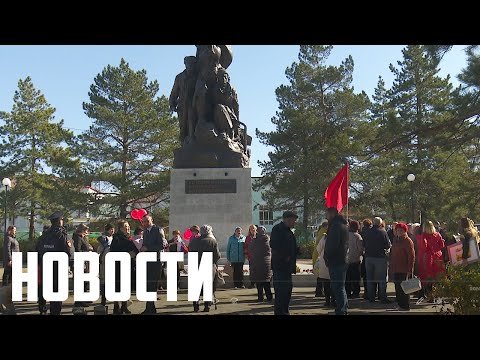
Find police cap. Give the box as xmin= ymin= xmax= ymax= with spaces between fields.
xmin=282 ymin=211 xmax=298 ymax=219
xmin=48 ymin=211 xmax=64 ymax=221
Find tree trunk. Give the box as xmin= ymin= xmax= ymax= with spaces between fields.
xmin=120 ymin=203 xmax=128 ymax=219
xmin=29 ymin=201 xmax=35 ymax=241
xmin=303 ymin=192 xmax=309 ymax=242
xmin=120 ymin=135 xmax=129 ymax=220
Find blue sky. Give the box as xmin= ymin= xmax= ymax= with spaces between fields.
xmin=0 ymin=45 xmax=468 ymax=176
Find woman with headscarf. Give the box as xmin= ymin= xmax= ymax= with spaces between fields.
xmin=248 ymin=226 xmax=273 ymax=302
xmin=188 ymin=224 xmax=221 ymax=312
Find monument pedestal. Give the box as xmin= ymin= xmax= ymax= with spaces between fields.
xmin=169 ymin=168 xmax=252 ymax=253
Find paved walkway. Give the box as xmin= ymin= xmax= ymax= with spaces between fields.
xmin=6 ymin=284 xmax=440 ymax=315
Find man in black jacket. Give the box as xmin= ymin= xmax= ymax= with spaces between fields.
xmin=140 ymin=214 xmax=167 ymax=314
xmin=324 ymin=207 xmax=349 ymax=315
xmin=363 ymin=217 xmax=391 ymax=303
xmin=270 ymin=211 xmax=298 ymax=315
xmin=37 ymin=211 xmax=73 ymax=315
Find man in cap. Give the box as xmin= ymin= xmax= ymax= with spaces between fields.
xmin=37 ymin=211 xmax=72 ymax=315
xmin=270 ymin=210 xmax=298 ymax=315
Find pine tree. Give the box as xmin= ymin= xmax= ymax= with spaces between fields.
xmin=77 ymin=59 xmax=178 ymax=219
xmin=366 ymin=46 xmax=471 ymax=222
xmin=0 ymin=77 xmax=77 ymax=240
xmin=256 ymin=46 xmax=370 ymax=238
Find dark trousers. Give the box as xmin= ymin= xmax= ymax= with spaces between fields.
xmin=315 ymin=277 xmax=324 ymax=297
xmin=393 ymin=273 xmax=410 ymax=309
xmin=100 ymin=284 xmax=106 ymax=306
xmin=318 ymin=278 xmax=332 ymax=304
xmin=345 ymin=262 xmax=361 ymax=297
xmin=50 ymin=302 xmax=62 ymax=315
xmin=232 ymin=262 xmax=244 ymax=288
xmin=74 ymin=281 xmax=90 ymax=307
xmin=37 ymin=284 xmax=61 ymax=315
xmin=131 ymin=260 xmax=136 ymax=292
xmin=256 ymin=281 xmax=272 ymax=301
xmin=2 ymin=266 xmax=12 ymax=286
xmin=146 ymin=261 xmax=160 ymax=312
xmin=38 ymin=284 xmax=46 ymax=310
xmin=248 ymin=260 xmax=255 ymax=287
xmin=273 ymin=271 xmax=293 ymax=315
xmin=193 ymin=280 xmax=216 ymax=309
xmin=158 ymin=263 xmax=167 ymax=289
xmin=37 ymin=265 xmax=63 ymax=315
xmin=329 ymin=264 xmax=348 ymax=315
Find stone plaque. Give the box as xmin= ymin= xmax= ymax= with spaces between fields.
xmin=185 ymin=179 xmax=237 ymax=194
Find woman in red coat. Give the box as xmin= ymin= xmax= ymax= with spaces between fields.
xmin=418 ymin=221 xmax=445 ymax=298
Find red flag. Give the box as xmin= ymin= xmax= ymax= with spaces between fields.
xmin=324 ymin=163 xmax=349 ymax=212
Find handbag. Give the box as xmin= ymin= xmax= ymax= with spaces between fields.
xmin=401 ymin=275 xmax=422 ymax=294
xmin=215 ymin=267 xmax=225 ymax=286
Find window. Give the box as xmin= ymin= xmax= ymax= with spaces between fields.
xmin=259 ymin=205 xmax=273 ymax=226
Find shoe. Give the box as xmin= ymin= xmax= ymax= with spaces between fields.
xmin=3 ymin=306 xmax=17 ymax=315
xmin=121 ymin=304 xmax=131 ymax=314
xmin=241 ymin=285 xmax=246 ymax=289
xmin=193 ymin=303 xmax=200 ymax=312
xmin=113 ymin=305 xmax=122 ymax=315
xmin=203 ymin=306 xmax=210 ymax=312
xmin=141 ymin=309 xmax=157 ymax=315
xmin=381 ymin=299 xmax=393 ymax=304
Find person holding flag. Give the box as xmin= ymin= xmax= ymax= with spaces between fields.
xmin=324 ymin=163 xmax=350 ymax=315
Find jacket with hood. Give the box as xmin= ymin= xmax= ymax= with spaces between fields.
xmin=227 ymin=234 xmax=246 ymax=263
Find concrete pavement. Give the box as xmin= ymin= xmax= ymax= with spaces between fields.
xmin=6 ymin=283 xmax=440 ymax=315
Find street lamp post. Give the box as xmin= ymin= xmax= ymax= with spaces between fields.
xmin=407 ymin=174 xmax=415 ymax=223
xmin=2 ymin=178 xmax=11 ymax=237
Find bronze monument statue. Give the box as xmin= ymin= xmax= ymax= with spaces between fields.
xmin=169 ymin=45 xmax=251 ymax=168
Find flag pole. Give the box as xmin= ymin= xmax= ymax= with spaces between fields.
xmin=346 ymin=162 xmax=349 ymax=223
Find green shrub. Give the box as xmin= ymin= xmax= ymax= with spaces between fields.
xmin=297 ymin=240 xmax=316 ymax=259
xmin=433 ymin=262 xmax=480 ymax=315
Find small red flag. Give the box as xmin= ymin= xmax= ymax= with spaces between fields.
xmin=324 ymin=163 xmax=349 ymax=212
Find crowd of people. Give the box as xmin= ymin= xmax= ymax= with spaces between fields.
xmin=1 ymin=208 xmax=479 ymax=315
xmin=313 ymin=211 xmax=480 ymax=315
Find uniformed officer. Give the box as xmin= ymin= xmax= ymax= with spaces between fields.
xmin=37 ymin=211 xmax=72 ymax=315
